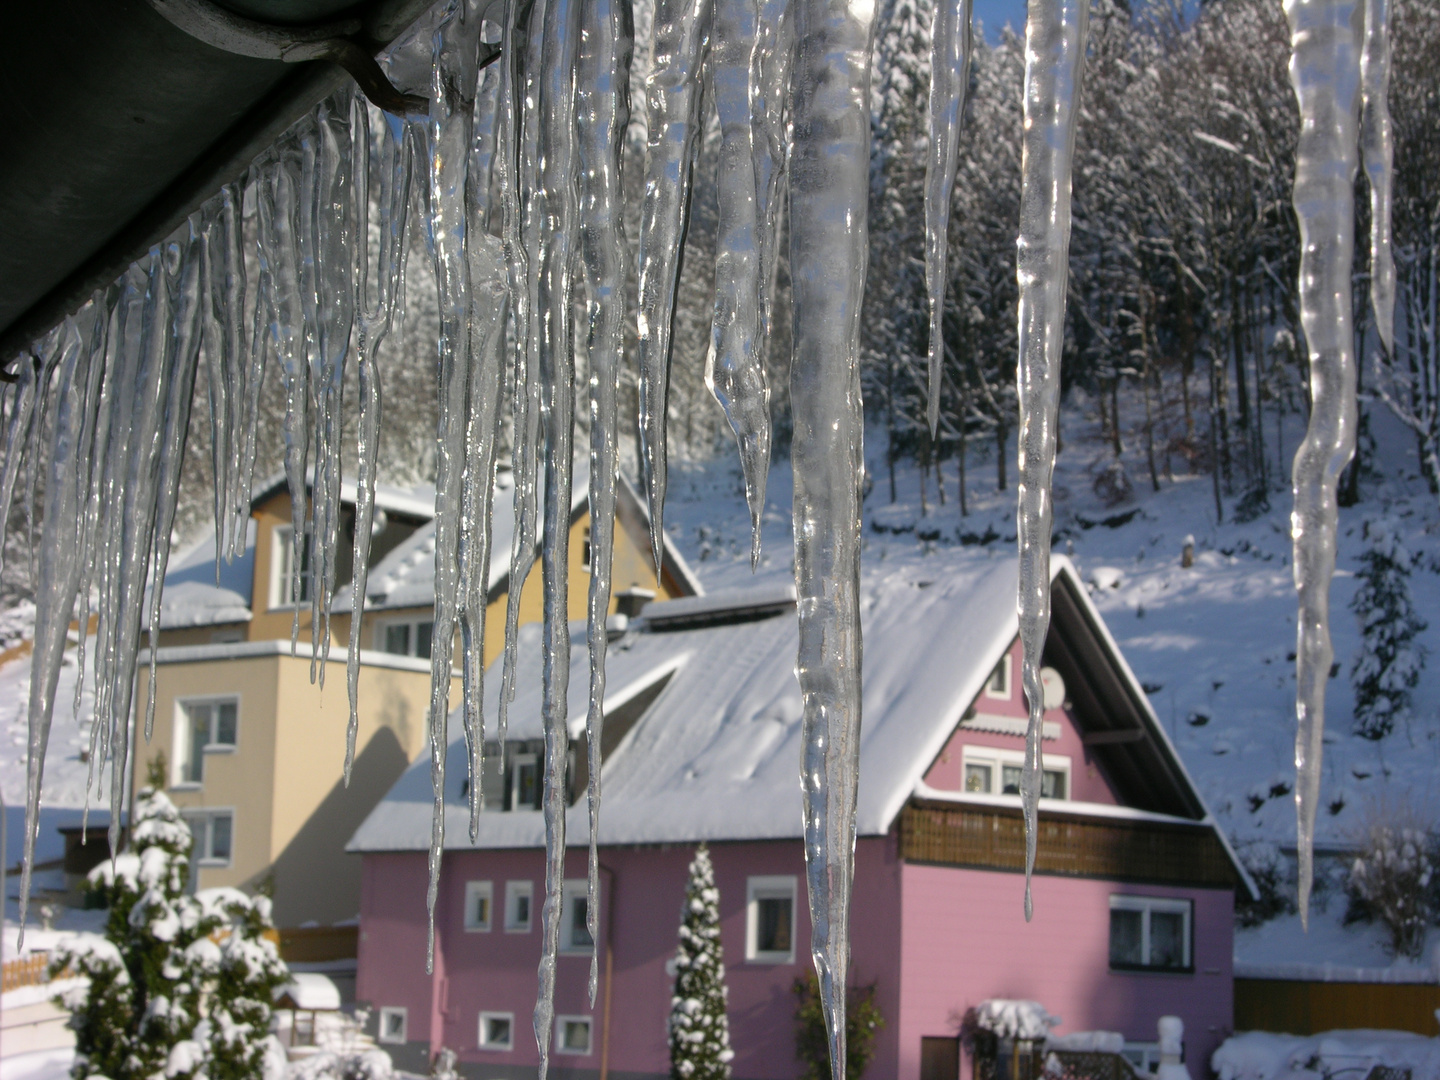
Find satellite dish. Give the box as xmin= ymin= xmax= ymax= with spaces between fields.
xmin=1041 ymin=667 xmax=1066 ymax=711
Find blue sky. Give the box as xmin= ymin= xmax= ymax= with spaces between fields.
xmin=972 ymin=0 xmax=1028 ymax=41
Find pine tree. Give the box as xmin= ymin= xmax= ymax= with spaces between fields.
xmin=50 ymin=778 xmax=289 ymax=1080
xmin=1351 ymin=516 xmax=1427 ymax=740
xmin=668 ymin=845 xmax=735 ymax=1080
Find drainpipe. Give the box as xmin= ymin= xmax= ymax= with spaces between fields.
xmin=600 ymin=861 xmax=616 ymax=1080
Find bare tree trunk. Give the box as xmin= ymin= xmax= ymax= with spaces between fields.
xmin=1110 ymin=378 xmax=1122 ymax=456
xmin=996 ymin=421 xmax=1008 ymax=492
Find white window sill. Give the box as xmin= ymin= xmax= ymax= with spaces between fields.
xmin=505 ymin=925 xmax=532 ymax=934
xmin=170 ymin=783 xmax=202 ymax=792
xmin=478 ymin=1044 xmax=513 ymax=1053
xmin=747 ymin=953 xmax=795 ymax=965
xmin=196 ymin=859 xmax=232 ymax=868
xmin=203 ymin=745 xmax=236 ymax=755
xmin=464 ymin=926 xmax=492 ymax=934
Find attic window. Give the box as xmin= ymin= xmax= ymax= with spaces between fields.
xmin=962 ymin=748 xmax=1069 ymax=800
xmin=985 ymin=656 xmax=1011 ymax=699
xmin=377 ymin=619 xmax=433 ymax=659
xmin=273 ymin=525 xmax=312 ymax=608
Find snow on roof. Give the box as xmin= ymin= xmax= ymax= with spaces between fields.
xmin=275 ymin=972 xmax=343 ymax=1010
xmin=333 ymin=464 xmax=704 ymax=614
xmin=349 ymin=555 xmax=1233 ymax=857
xmin=640 ymin=582 xmax=795 ymax=628
xmin=143 ymin=519 xmax=256 ymax=630
xmin=249 ymin=471 xmax=437 ymax=522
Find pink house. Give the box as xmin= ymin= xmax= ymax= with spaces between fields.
xmin=349 ymin=557 xmax=1252 ymax=1080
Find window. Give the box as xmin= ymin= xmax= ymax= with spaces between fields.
xmin=985 ymin=655 xmax=1011 ymax=698
xmin=961 ymin=748 xmax=1069 ymax=800
xmin=1109 ymin=896 xmax=1192 ymax=971
xmin=378 ymin=1007 xmax=408 ymax=1045
xmin=746 ymin=876 xmax=796 ymax=963
xmin=377 ymin=618 xmax=434 ymax=659
xmin=510 ymin=752 xmax=540 ymax=810
xmin=273 ymin=524 xmax=312 ymax=607
xmin=184 ymin=810 xmax=234 ymax=866
xmin=581 ymin=527 xmax=592 ymax=572
xmin=479 ymin=1011 xmax=514 ymax=1050
xmin=554 ymin=1016 xmax=592 ymax=1055
xmin=505 ymin=881 xmax=533 ymax=932
xmin=464 ymin=881 xmax=493 ymax=932
xmin=561 ymin=880 xmax=594 ymax=953
xmin=174 ymin=698 xmax=238 ymax=786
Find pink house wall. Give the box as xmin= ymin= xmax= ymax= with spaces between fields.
xmin=357 ymin=835 xmax=904 ymax=1080
xmin=897 ymin=864 xmax=1234 ymax=1080
xmin=921 ymin=639 xmax=1121 ymax=806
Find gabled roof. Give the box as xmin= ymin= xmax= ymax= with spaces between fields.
xmin=348 ymin=555 xmax=1246 ymax=893
xmin=145 ymin=519 xmax=256 ymax=630
xmin=331 ymin=466 xmax=704 ymax=614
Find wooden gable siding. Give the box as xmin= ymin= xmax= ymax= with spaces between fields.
xmin=900 ymin=801 xmax=1237 ymax=889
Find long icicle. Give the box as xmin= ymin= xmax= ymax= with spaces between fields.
xmin=18 ymin=323 xmax=84 ymax=945
xmin=1285 ymin=0 xmax=1362 ymax=926
xmin=346 ymin=102 xmax=416 ymax=784
xmin=457 ymin=56 xmax=507 ymax=837
xmin=70 ymin=294 xmax=113 ymax=725
xmin=534 ymin=0 xmax=582 ymax=1062
xmin=788 ymin=0 xmax=872 ymax=1066
xmin=1359 ymin=0 xmax=1393 ymax=356
xmin=706 ymin=0 xmax=771 ymax=566
xmin=751 ymin=0 xmax=792 ymax=361
xmin=0 ymin=354 xmax=38 ymax=579
xmin=424 ymin=0 xmax=487 ymax=972
xmin=635 ymin=0 xmax=712 ymax=573
xmin=235 ymin=169 xmax=276 ymax=563
xmin=576 ymin=0 xmax=633 ymax=1005
xmin=201 ymin=194 xmax=236 ymax=574
xmin=1014 ymin=0 xmax=1087 ymax=922
xmin=923 ymin=0 xmax=973 ymax=435
xmin=144 ymin=223 xmax=205 ymax=741
xmin=500 ymin=0 xmax=549 ymax=748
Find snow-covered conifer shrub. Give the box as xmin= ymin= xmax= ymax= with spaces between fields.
xmin=668 ymin=845 xmax=735 ymax=1080
xmin=1350 ymin=516 xmax=1427 ymax=740
xmin=1345 ymin=805 xmax=1436 ymax=959
xmin=1234 ymin=840 xmax=1296 ymax=927
xmin=793 ymin=974 xmax=884 ymax=1080
xmin=49 ymin=782 xmax=290 ymax=1080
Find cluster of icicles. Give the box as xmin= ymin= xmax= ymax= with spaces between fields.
xmin=4 ymin=0 xmax=1395 ymax=1068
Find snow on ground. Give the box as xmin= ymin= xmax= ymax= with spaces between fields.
xmin=1213 ymin=1029 xmax=1440 ymax=1080
xmin=0 ymin=1049 xmax=74 ymax=1080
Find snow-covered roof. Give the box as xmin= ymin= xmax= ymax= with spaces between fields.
xmin=348 ymin=556 xmax=1241 ymax=870
xmin=248 ymin=472 xmax=438 ymax=523
xmin=144 ymin=519 xmax=256 ymax=630
xmin=333 ymin=466 xmax=703 ymax=614
xmin=275 ymin=973 xmax=342 ymax=1010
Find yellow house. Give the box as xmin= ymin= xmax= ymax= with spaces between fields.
xmin=134 ymin=467 xmax=700 ymax=933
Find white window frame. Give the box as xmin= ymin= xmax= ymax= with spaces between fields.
xmin=270 ymin=524 xmax=311 ymax=609
xmin=374 ymin=617 xmax=435 ymax=659
xmin=560 ymin=879 xmax=594 ymax=954
xmin=183 ymin=809 xmax=235 ymax=867
xmin=478 ymin=1011 xmax=514 ymax=1051
xmin=505 ymin=880 xmax=533 ymax=933
xmin=960 ymin=747 xmax=1071 ymax=800
xmin=553 ymin=1015 xmax=593 ymax=1056
xmin=464 ymin=881 xmax=493 ymax=932
xmin=1108 ymin=895 xmax=1193 ymax=971
xmin=509 ymin=752 xmax=540 ymax=810
xmin=746 ymin=875 xmax=797 ymax=964
xmin=172 ymin=695 xmax=240 ymax=788
xmin=985 ymin=654 xmax=1012 ymax=699
xmin=378 ymin=1006 xmax=408 ymax=1045
xmin=581 ymin=526 xmax=593 ymax=572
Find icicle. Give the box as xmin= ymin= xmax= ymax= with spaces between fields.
xmin=1359 ymin=0 xmax=1393 ymax=355
xmin=425 ymin=0 xmax=488 ymax=972
xmin=751 ymin=0 xmax=791 ymax=356
xmin=787 ymin=0 xmax=871 ymax=1069
xmin=1014 ymin=0 xmax=1087 ymax=923
xmin=19 ymin=319 xmax=90 ymax=945
xmin=576 ymin=0 xmax=633 ymax=1005
xmin=306 ymin=96 xmax=358 ymax=686
xmin=923 ymin=0 xmax=973 ymax=435
xmin=235 ymin=174 xmax=275 ymax=564
xmin=346 ymin=101 xmax=416 ymax=784
xmin=0 ymin=348 xmax=39 ymax=579
xmin=533 ymin=0 xmax=582 ymax=1064
xmin=23 ymin=334 xmax=63 ymax=587
xmin=145 ymin=222 xmax=205 ymax=741
xmin=706 ymin=0 xmax=771 ymax=566
xmin=1285 ymin=0 xmax=1362 ymax=926
xmin=635 ymin=0 xmax=712 ymax=572
xmin=456 ymin=59 xmax=507 ymax=839
xmin=200 ymin=184 xmax=245 ymax=568
xmin=499 ymin=0 xmax=549 ymax=748
xmin=71 ymin=293 xmax=113 ymax=722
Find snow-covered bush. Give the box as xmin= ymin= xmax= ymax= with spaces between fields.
xmin=793 ymin=973 xmax=885 ymax=1080
xmin=50 ymin=781 xmax=289 ymax=1080
xmin=1234 ymin=840 xmax=1297 ymax=928
xmin=1345 ymin=806 xmax=1436 ymax=959
xmin=669 ymin=845 xmax=734 ymax=1080
xmin=288 ymin=1048 xmax=394 ymax=1080
xmin=1350 ymin=516 xmax=1427 ymax=740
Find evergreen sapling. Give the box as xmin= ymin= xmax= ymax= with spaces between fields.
xmin=668 ymin=845 xmax=735 ymax=1080
xmin=1350 ymin=516 xmax=1427 ymax=739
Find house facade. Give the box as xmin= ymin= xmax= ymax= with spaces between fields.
xmin=349 ymin=560 xmax=1250 ymax=1080
xmin=132 ymin=468 xmax=699 ymax=930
